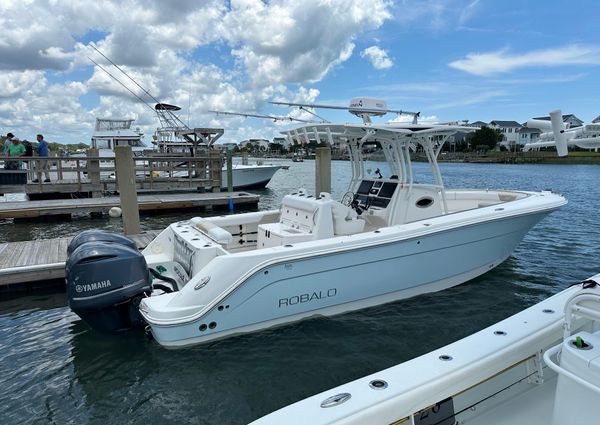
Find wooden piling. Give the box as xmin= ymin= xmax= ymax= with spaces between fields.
xmin=226 ymin=149 xmax=233 ymax=192
xmin=315 ymin=146 xmax=331 ymax=196
xmin=209 ymin=149 xmax=222 ymax=192
xmin=114 ymin=145 xmax=141 ymax=235
xmin=87 ymin=148 xmax=101 ymax=197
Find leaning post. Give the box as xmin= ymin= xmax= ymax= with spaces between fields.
xmin=315 ymin=146 xmax=332 ymax=196
xmin=114 ymin=145 xmax=141 ymax=235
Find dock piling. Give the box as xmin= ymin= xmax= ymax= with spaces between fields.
xmin=114 ymin=145 xmax=141 ymax=235
xmin=226 ymin=149 xmax=233 ymax=193
xmin=315 ymin=146 xmax=332 ymax=196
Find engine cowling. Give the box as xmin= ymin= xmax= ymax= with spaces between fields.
xmin=66 ymin=240 xmax=151 ymax=332
xmin=67 ymin=229 xmax=138 ymax=257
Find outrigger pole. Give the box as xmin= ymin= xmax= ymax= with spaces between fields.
xmin=88 ymin=44 xmax=190 ymax=131
xmin=209 ymin=110 xmax=318 ymax=124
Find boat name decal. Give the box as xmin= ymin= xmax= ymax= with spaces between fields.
xmin=76 ymin=280 xmax=112 ymax=293
xmin=174 ymin=233 xmax=194 ymax=275
xmin=278 ymin=288 xmax=337 ymax=307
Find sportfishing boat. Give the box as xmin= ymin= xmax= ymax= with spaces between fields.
xmin=250 ymin=273 xmax=600 ymax=425
xmin=152 ymin=104 xmax=282 ymax=190
xmin=86 ymin=114 xmax=281 ymax=189
xmin=90 ymin=118 xmax=147 ymax=156
xmin=65 ymin=100 xmax=566 ymax=348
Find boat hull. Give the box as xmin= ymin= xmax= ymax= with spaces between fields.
xmin=147 ymin=211 xmax=549 ymax=347
xmin=220 ymin=165 xmax=282 ymax=190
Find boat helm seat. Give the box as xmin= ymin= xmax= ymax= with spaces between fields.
xmin=328 ymin=197 xmax=366 ymax=235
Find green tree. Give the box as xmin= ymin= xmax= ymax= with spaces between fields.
xmin=466 ymin=126 xmax=503 ymax=151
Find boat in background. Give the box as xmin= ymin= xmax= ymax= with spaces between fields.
xmin=250 ymin=273 xmax=600 ymax=425
xmin=151 ymin=103 xmax=282 ymax=189
xmin=84 ymin=113 xmax=281 ymax=189
xmin=65 ymin=99 xmax=565 ymax=348
xmin=90 ymin=118 xmax=147 ymax=156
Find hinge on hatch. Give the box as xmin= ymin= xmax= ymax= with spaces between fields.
xmin=526 ymin=351 xmax=544 ymax=385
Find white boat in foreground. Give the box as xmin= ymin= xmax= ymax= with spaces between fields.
xmin=65 ymin=100 xmax=565 ymax=348
xmin=250 ymin=274 xmax=600 ymax=425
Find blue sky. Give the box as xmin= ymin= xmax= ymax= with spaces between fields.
xmin=0 ymin=0 xmax=599 ymax=144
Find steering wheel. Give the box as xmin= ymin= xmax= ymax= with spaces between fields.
xmin=341 ymin=191 xmax=355 ymax=207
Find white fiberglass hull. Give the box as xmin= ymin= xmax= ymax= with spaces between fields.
xmin=250 ymin=274 xmax=600 ymax=425
xmin=220 ymin=164 xmax=281 ymax=189
xmin=142 ymin=207 xmax=558 ymax=348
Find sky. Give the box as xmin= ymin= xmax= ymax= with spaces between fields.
xmin=0 ymin=0 xmax=599 ymax=145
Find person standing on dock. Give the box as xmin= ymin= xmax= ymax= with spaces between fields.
xmin=3 ymin=132 xmax=14 ymax=157
xmin=33 ymin=134 xmax=51 ymax=182
xmin=5 ymin=137 xmax=25 ymax=170
xmin=23 ymin=141 xmax=33 ymax=177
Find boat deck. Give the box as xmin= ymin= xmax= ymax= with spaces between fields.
xmin=467 ymin=376 xmax=556 ymax=424
xmin=0 ymin=231 xmax=160 ymax=286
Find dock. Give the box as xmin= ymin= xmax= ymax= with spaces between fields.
xmin=0 ymin=191 xmax=259 ymax=219
xmin=0 ymin=231 xmax=160 ymax=286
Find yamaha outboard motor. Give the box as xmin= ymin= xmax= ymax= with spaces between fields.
xmin=66 ymin=233 xmax=151 ymax=333
xmin=67 ymin=229 xmax=138 ymax=256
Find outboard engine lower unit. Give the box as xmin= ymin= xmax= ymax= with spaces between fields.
xmin=66 ymin=235 xmax=151 ymax=332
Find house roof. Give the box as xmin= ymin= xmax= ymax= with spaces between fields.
xmin=468 ymin=121 xmax=488 ymax=127
xmin=532 ymin=114 xmax=582 ymax=123
xmin=490 ymin=120 xmax=522 ymax=127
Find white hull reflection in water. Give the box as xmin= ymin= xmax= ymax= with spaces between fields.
xmin=251 ymin=274 xmax=600 ymax=425
xmin=65 ymin=102 xmax=566 ymax=348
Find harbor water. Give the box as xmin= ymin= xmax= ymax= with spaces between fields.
xmin=1 ymin=160 xmax=599 ymax=424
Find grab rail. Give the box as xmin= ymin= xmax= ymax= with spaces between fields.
xmin=563 ymin=290 xmax=600 ymax=339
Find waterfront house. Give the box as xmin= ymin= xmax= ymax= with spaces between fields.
xmin=489 ymin=120 xmax=523 ymax=148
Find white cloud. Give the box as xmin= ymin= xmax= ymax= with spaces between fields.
xmin=222 ymin=0 xmax=391 ymax=87
xmin=361 ymin=46 xmax=393 ymax=70
xmin=395 ymin=0 xmax=480 ymax=31
xmin=449 ymin=45 xmax=600 ymax=76
xmin=0 ymin=0 xmax=393 ymax=144
xmin=427 ymin=90 xmax=507 ymax=109
xmin=458 ymin=0 xmax=481 ymax=25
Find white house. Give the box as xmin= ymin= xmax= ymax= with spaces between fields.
xmin=489 ymin=120 xmax=522 ymax=147
xmin=518 ymin=126 xmax=541 ymax=145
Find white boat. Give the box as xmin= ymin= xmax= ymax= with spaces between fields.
xmin=250 ymin=273 xmax=600 ymax=425
xmin=152 ymin=105 xmax=282 ymax=189
xmin=90 ymin=118 xmax=147 ymax=156
xmin=86 ymin=115 xmax=281 ymax=189
xmin=65 ymin=99 xmax=565 ymax=348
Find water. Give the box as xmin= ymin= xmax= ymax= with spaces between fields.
xmin=1 ymin=161 xmax=600 ymax=424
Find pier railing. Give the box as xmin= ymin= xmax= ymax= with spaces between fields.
xmin=0 ymin=150 xmax=224 ymax=194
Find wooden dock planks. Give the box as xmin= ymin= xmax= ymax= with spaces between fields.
xmin=0 ymin=230 xmax=162 ymax=286
xmin=0 ymin=191 xmax=259 ymax=219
